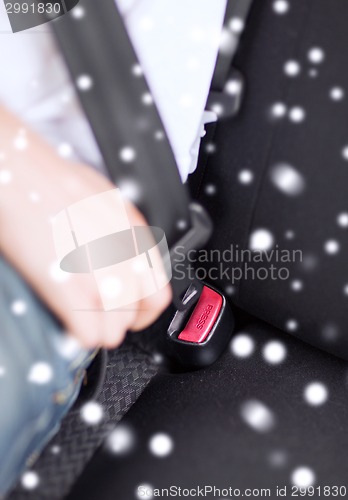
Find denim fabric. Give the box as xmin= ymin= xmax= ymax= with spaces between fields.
xmin=0 ymin=256 xmax=93 ymax=497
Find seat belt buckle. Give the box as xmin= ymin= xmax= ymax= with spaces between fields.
xmin=206 ymin=68 xmax=244 ymax=120
xmin=166 ymin=282 xmax=235 ymax=369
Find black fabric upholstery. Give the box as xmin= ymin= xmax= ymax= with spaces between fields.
xmin=67 ymin=315 xmax=348 ymax=499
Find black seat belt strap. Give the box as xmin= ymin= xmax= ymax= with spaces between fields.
xmin=51 ymin=0 xmax=190 ymax=247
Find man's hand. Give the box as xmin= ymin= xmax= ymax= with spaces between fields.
xmin=0 ymin=106 xmax=172 ymax=349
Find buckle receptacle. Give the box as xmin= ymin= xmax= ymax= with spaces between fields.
xmin=166 ymin=282 xmax=235 ymax=369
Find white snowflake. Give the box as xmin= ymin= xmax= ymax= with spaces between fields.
xmin=284 ymin=60 xmax=301 ymax=77
xmin=152 ymin=353 xmax=165 ymax=365
xmin=119 ymin=146 xmax=136 ymax=163
xmin=142 ymin=92 xmax=154 ymax=106
xmin=304 ymin=382 xmax=328 ymax=406
xmin=219 ymin=28 xmax=235 ymax=56
xmin=53 ymin=334 xmax=82 ymax=361
xmin=149 ymin=433 xmax=174 ymax=457
xmin=231 ymin=334 xmax=255 ymax=358
xmin=119 ymin=179 xmax=141 ymax=203
xmin=291 ymin=280 xmax=303 ymax=292
xmin=288 ymin=106 xmax=306 ymax=123
xmin=139 ymin=16 xmax=154 ymax=32
xmin=286 ymin=319 xmax=298 ymax=332
xmin=210 ymin=102 xmax=224 ymax=116
xmin=11 ymin=299 xmax=27 ymax=316
xmin=186 ymin=57 xmax=200 ymax=71
xmin=106 ymin=425 xmax=135 ymax=455
xmin=225 ymin=79 xmax=242 ymax=96
xmin=301 ymin=253 xmax=319 ymax=272
xmin=270 ymin=163 xmax=305 ymax=196
xmin=263 ymin=341 xmax=287 ymax=364
xmin=180 ymin=93 xmax=195 ymax=109
xmin=225 ymin=285 xmax=236 ymax=295
xmin=229 ymin=17 xmax=244 ymax=34
xmin=57 ymin=142 xmax=73 ymax=158
xmin=71 ymin=5 xmax=85 ymax=19
xmin=51 ymin=445 xmax=61 ymax=455
xmin=308 ymin=47 xmax=325 ymax=64
xmin=99 ymin=276 xmax=123 ymax=300
xmin=28 ymin=362 xmax=53 ymax=385
xmin=76 ymin=74 xmax=94 ymax=92
xmin=269 ymin=450 xmax=288 ymax=468
xmin=285 ymin=230 xmax=295 ymax=239
xmin=29 ymin=191 xmax=40 ymax=203
xmin=132 ymin=64 xmax=143 ymax=77
xmin=270 ymin=102 xmax=287 ymax=119
xmin=13 ymin=132 xmax=28 ymax=151
xmin=308 ymin=68 xmax=318 ymax=78
xmin=291 ymin=467 xmax=316 ymax=488
xmin=337 ymin=212 xmax=348 ymax=227
xmin=0 ymin=169 xmax=12 ymax=185
xmin=324 ymin=239 xmax=340 ymax=255
xmin=238 ymin=169 xmax=254 ymax=185
xmin=330 ymin=87 xmax=345 ymax=101
xmin=136 ymin=484 xmax=154 ymax=499
xmin=249 ymin=228 xmax=274 ymax=251
xmin=205 ymin=142 xmax=216 ymax=154
xmin=80 ymin=401 xmax=104 ymax=425
xmin=205 ymin=184 xmax=217 ymax=196
xmin=240 ymin=400 xmax=276 ymax=433
xmin=49 ymin=262 xmax=70 ymax=283
xmin=273 ymin=0 xmax=289 ymax=15
xmin=21 ymin=471 xmax=40 ymax=490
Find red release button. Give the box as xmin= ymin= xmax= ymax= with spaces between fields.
xmin=178 ymin=286 xmax=223 ymax=344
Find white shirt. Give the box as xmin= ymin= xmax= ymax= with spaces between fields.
xmin=0 ymin=0 xmax=227 ymax=181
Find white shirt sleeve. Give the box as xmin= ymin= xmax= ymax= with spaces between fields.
xmin=0 ymin=0 xmax=227 ymax=181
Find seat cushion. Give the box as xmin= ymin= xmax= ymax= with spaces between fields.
xmin=67 ymin=314 xmax=348 ymax=499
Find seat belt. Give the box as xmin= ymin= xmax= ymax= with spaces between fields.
xmin=9 ymin=1 xmax=254 ymax=497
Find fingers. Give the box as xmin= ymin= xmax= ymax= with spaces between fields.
xmin=131 ymin=283 xmax=172 ymax=331
xmin=65 ymin=289 xmax=172 ymax=350
xmin=66 ymin=307 xmax=137 ymax=350
xmin=65 ymin=278 xmax=172 ymax=349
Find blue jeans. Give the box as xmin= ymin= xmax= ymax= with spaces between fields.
xmin=0 ymin=256 xmax=94 ymax=497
